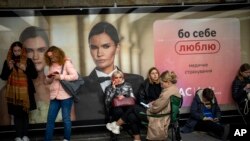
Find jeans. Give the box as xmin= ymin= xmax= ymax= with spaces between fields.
xmin=44 ymin=98 xmax=73 ymax=141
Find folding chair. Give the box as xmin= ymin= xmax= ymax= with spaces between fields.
xmin=140 ymin=95 xmax=183 ymax=141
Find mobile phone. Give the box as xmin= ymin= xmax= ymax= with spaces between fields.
xmin=47 ymin=74 xmax=55 ymax=78
xmin=140 ymin=102 xmax=149 ymax=108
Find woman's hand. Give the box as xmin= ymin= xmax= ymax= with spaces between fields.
xmin=53 ymin=74 xmax=60 ymax=80
xmin=8 ymin=60 xmax=14 ymax=69
xmin=117 ymin=95 xmax=125 ymax=100
xmin=244 ymin=84 xmax=250 ymax=90
xmin=213 ymin=118 xmax=219 ymax=122
xmin=112 ymin=80 xmax=118 ymax=88
xmin=148 ymin=101 xmax=154 ymax=108
xmin=203 ymin=117 xmax=213 ymax=121
xmin=16 ymin=63 xmax=26 ymax=71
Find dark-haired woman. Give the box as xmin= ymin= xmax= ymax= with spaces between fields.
xmin=0 ymin=41 xmax=38 ymax=141
xmin=232 ymin=63 xmax=250 ymax=123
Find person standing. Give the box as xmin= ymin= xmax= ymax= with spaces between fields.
xmin=0 ymin=41 xmax=38 ymax=141
xmin=19 ymin=26 xmax=65 ymax=123
xmin=43 ymin=46 xmax=78 ymax=141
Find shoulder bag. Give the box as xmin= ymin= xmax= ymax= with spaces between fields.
xmin=60 ymin=64 xmax=84 ymax=102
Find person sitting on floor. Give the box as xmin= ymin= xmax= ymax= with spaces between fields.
xmin=180 ymin=88 xmax=230 ymax=141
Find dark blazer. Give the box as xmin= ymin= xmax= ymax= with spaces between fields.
xmin=75 ymin=69 xmax=144 ymax=122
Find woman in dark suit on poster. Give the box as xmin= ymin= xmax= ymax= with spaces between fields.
xmin=75 ymin=21 xmax=144 ymax=123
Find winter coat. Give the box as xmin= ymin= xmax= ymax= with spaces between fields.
xmin=180 ymin=89 xmax=221 ymax=133
xmin=146 ymin=85 xmax=181 ymax=140
xmin=137 ymin=78 xmax=161 ymax=104
xmin=232 ymin=77 xmax=250 ymax=104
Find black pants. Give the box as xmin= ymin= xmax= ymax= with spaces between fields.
xmin=238 ymin=101 xmax=250 ymax=124
xmin=195 ymin=120 xmax=224 ymax=137
xmin=111 ymin=106 xmax=140 ymax=135
xmin=8 ymin=104 xmax=29 ymax=138
xmin=14 ymin=110 xmax=29 ymax=138
xmin=133 ymin=104 xmax=148 ymax=122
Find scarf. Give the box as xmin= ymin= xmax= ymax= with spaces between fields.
xmin=5 ymin=47 xmax=30 ymax=112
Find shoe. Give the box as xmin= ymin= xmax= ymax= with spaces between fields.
xmin=22 ymin=136 xmax=29 ymax=141
xmin=63 ymin=139 xmax=69 ymax=141
xmin=14 ymin=137 xmax=22 ymax=141
xmin=222 ymin=124 xmax=230 ymax=141
xmin=106 ymin=121 xmax=120 ymax=134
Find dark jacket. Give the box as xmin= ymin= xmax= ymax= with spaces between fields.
xmin=104 ymin=82 xmax=135 ymax=114
xmin=232 ymin=77 xmax=250 ymax=104
xmin=75 ymin=69 xmax=144 ymax=122
xmin=181 ymin=89 xmax=221 ymax=133
xmin=137 ymin=78 xmax=161 ymax=104
xmin=0 ymin=58 xmax=37 ymax=113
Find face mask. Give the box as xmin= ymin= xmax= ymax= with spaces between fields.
xmin=13 ymin=52 xmax=21 ymax=57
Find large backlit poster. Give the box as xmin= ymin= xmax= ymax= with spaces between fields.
xmin=0 ymin=4 xmax=249 ymax=129
xmin=154 ymin=18 xmax=241 ymax=107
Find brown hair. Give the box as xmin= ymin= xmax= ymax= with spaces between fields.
xmin=237 ymin=63 xmax=250 ymax=81
xmin=202 ymin=88 xmax=215 ymax=102
xmin=160 ymin=70 xmax=177 ymax=84
xmin=44 ymin=46 xmax=66 ymax=66
xmin=147 ymin=67 xmax=160 ymax=84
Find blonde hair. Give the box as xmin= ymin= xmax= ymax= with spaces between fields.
xmin=112 ymin=70 xmax=124 ymax=79
xmin=160 ymin=70 xmax=177 ymax=84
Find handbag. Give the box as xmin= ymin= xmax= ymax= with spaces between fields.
xmin=112 ymin=97 xmax=135 ymax=107
xmin=60 ymin=64 xmax=84 ymax=102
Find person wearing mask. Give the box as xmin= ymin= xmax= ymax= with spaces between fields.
xmin=181 ymin=88 xmax=230 ymax=141
xmin=105 ymin=70 xmax=141 ymax=141
xmin=232 ymin=63 xmax=250 ymax=123
xmin=146 ymin=70 xmax=181 ymax=141
xmin=0 ymin=41 xmax=38 ymax=141
xmin=43 ymin=46 xmax=78 ymax=141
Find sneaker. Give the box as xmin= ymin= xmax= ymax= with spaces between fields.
xmin=106 ymin=121 xmax=120 ymax=134
xmin=63 ymin=139 xmax=69 ymax=141
xmin=22 ymin=136 xmax=29 ymax=141
xmin=222 ymin=124 xmax=230 ymax=141
xmin=14 ymin=137 xmax=22 ymax=141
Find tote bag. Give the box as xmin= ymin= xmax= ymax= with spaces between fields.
xmin=60 ymin=64 xmax=84 ymax=102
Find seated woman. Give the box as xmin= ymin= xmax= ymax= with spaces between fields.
xmin=180 ymin=88 xmax=229 ymax=141
xmin=135 ymin=67 xmax=162 ymax=122
xmin=105 ymin=70 xmax=141 ymax=141
xmin=232 ymin=63 xmax=250 ymax=123
xmin=146 ymin=70 xmax=181 ymax=141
